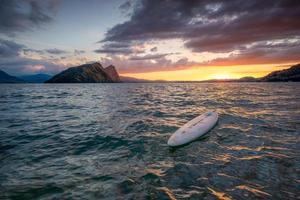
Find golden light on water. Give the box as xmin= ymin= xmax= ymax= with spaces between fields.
xmin=207 ymin=187 xmax=233 ymax=200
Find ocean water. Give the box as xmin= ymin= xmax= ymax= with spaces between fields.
xmin=0 ymin=83 xmax=299 ymax=200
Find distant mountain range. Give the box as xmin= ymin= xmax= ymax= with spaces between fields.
xmin=121 ymin=63 xmax=300 ymax=83
xmin=201 ymin=63 xmax=300 ymax=82
xmin=119 ymin=76 xmax=154 ymax=83
xmin=20 ymin=74 xmax=52 ymax=83
xmin=0 ymin=70 xmax=52 ymax=83
xmin=0 ymin=69 xmax=25 ymax=83
xmin=45 ymin=62 xmax=120 ymax=83
xmin=0 ymin=63 xmax=299 ymax=83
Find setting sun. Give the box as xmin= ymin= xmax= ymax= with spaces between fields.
xmin=121 ymin=64 xmax=292 ymax=81
xmin=211 ymin=74 xmax=231 ymax=80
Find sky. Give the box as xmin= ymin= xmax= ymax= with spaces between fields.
xmin=0 ymin=0 xmax=300 ymax=80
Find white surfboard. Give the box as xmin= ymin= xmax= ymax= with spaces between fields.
xmin=167 ymin=111 xmax=218 ymax=147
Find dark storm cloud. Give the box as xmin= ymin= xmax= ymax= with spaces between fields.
xmin=103 ymin=0 xmax=190 ymax=42
xmin=0 ymin=0 xmax=57 ymax=35
xmin=104 ymin=0 xmax=300 ymax=54
xmin=0 ymin=39 xmax=25 ymax=57
xmin=119 ymin=0 xmax=133 ymax=16
xmin=119 ymin=1 xmax=132 ymax=11
xmin=206 ymin=39 xmax=300 ymax=66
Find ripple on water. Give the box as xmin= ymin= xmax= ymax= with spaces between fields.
xmin=0 ymin=83 xmax=299 ymax=199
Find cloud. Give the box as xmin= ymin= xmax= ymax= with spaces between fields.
xmin=74 ymin=49 xmax=85 ymax=55
xmin=99 ymin=37 xmax=300 ymax=74
xmin=129 ymin=53 xmax=169 ymax=60
xmin=119 ymin=1 xmax=132 ymax=11
xmin=0 ymin=55 xmax=62 ymax=75
xmin=0 ymin=39 xmax=71 ymax=75
xmin=94 ymin=48 xmax=134 ymax=55
xmin=0 ymin=0 xmax=58 ymax=35
xmin=94 ymin=41 xmax=145 ymax=55
xmin=150 ymin=47 xmax=157 ymax=52
xmin=0 ymin=39 xmax=25 ymax=57
xmin=23 ymin=47 xmax=68 ymax=56
xmin=45 ymin=48 xmax=67 ymax=54
xmin=23 ymin=48 xmax=45 ymax=55
xmin=102 ymin=0 xmax=300 ymax=55
xmin=205 ymin=39 xmax=300 ymax=66
xmin=99 ymin=54 xmax=194 ymax=73
xmin=119 ymin=0 xmax=134 ymax=16
xmin=23 ymin=64 xmax=46 ymax=73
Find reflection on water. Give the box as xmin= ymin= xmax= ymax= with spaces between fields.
xmin=235 ymin=185 xmax=271 ymax=197
xmin=208 ymin=187 xmax=232 ymax=200
xmin=0 ymin=83 xmax=299 ymax=199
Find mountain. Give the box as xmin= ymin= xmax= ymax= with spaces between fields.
xmin=104 ymin=65 xmax=120 ymax=82
xmin=20 ymin=74 xmax=52 ymax=83
xmin=120 ymin=76 xmax=153 ymax=83
xmin=201 ymin=76 xmax=257 ymax=83
xmin=45 ymin=62 xmax=121 ymax=83
xmin=260 ymin=63 xmax=300 ymax=82
xmin=238 ymin=76 xmax=257 ymax=82
xmin=200 ymin=64 xmax=300 ymax=82
xmin=0 ymin=69 xmax=24 ymax=83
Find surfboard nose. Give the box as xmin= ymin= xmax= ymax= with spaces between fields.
xmin=167 ymin=140 xmax=175 ymax=146
xmin=167 ymin=135 xmax=178 ymax=146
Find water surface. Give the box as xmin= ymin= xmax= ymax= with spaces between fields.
xmin=0 ymin=83 xmax=299 ymax=199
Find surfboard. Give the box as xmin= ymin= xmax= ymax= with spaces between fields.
xmin=167 ymin=111 xmax=218 ymax=147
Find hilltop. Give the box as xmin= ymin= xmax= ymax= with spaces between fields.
xmin=260 ymin=63 xmax=300 ymax=82
xmin=45 ymin=62 xmax=120 ymax=83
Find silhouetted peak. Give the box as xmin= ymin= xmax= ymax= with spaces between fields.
xmin=45 ymin=62 xmax=120 ymax=83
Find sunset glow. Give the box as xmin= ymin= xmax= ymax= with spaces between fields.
xmin=0 ymin=0 xmax=299 ymax=80
xmin=122 ymin=64 xmax=291 ymax=81
xmin=211 ymin=74 xmax=231 ymax=80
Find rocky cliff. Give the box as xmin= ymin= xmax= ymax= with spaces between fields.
xmin=45 ymin=62 xmax=120 ymax=83
xmin=104 ymin=65 xmax=120 ymax=82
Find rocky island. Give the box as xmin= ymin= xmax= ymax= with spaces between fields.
xmin=45 ymin=62 xmax=120 ymax=83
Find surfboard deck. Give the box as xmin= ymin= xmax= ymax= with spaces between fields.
xmin=167 ymin=111 xmax=218 ymax=147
